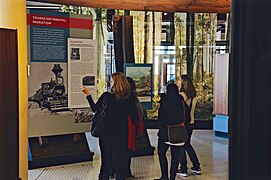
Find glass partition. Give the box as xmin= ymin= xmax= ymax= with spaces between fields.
xmin=60 ymin=6 xmax=230 ymax=120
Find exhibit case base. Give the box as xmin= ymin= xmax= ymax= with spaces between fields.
xmin=131 ymin=129 xmax=155 ymax=157
xmin=28 ymin=133 xmax=94 ymax=169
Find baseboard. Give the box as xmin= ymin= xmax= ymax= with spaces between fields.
xmin=215 ymin=131 xmax=228 ymax=138
xmin=194 ymin=119 xmax=213 ymax=130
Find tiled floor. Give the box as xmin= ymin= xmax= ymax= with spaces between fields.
xmin=29 ymin=130 xmax=228 ymax=180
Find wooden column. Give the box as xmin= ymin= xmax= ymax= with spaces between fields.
xmin=230 ymin=0 xmax=271 ymax=179
xmin=113 ymin=16 xmax=135 ymax=72
xmin=0 ymin=28 xmax=20 ymax=180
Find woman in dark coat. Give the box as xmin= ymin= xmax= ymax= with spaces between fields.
xmin=126 ymin=77 xmax=144 ymax=179
xmin=155 ymin=83 xmax=187 ymax=180
xmin=83 ymin=72 xmax=131 ymax=180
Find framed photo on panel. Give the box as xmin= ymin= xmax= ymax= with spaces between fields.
xmin=124 ymin=63 xmax=153 ymax=110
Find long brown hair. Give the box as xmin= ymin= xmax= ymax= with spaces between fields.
xmin=111 ymin=72 xmax=130 ymax=100
xmin=179 ymin=75 xmax=196 ymax=98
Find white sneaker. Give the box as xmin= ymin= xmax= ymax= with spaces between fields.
xmin=191 ymin=167 xmax=201 ymax=175
xmin=176 ymin=170 xmax=188 ymax=177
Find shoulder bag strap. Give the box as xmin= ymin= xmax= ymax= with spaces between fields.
xmin=102 ymin=95 xmax=107 ymax=104
xmin=101 ymin=95 xmax=108 ymax=111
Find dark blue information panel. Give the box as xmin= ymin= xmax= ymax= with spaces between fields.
xmin=28 ymin=10 xmax=69 ymax=62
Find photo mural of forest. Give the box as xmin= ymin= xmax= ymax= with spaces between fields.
xmin=60 ymin=5 xmax=230 ymax=120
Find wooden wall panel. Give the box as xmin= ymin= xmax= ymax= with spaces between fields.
xmin=113 ymin=16 xmax=124 ymax=72
xmin=33 ymin=0 xmax=230 ymax=13
xmin=113 ymin=16 xmax=135 ymax=72
xmin=213 ymin=54 xmax=229 ymax=115
xmin=0 ymin=28 xmax=19 ymax=180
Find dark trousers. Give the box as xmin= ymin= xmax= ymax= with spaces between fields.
xmin=110 ymin=149 xmax=133 ymax=178
xmin=179 ymin=125 xmax=200 ymax=171
xmin=158 ymin=138 xmax=169 ymax=178
xmin=99 ymin=137 xmax=128 ymax=180
xmin=126 ymin=150 xmax=133 ymax=177
xmin=157 ymin=138 xmax=183 ymax=180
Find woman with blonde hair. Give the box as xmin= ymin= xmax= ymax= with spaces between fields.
xmin=83 ymin=72 xmax=132 ymax=180
xmin=176 ymin=74 xmax=201 ymax=177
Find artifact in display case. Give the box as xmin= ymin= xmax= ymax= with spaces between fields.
xmin=28 ymin=64 xmax=69 ymax=112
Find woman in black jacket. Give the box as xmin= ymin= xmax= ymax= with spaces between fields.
xmin=155 ymin=83 xmax=187 ymax=180
xmin=83 ymin=72 xmax=131 ymax=180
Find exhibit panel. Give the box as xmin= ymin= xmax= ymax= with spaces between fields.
xmin=125 ymin=63 xmax=153 ymax=110
xmin=27 ymin=9 xmax=95 ymax=168
xmin=27 ymin=10 xmax=94 ymax=137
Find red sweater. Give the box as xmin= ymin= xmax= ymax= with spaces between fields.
xmin=127 ymin=115 xmax=144 ymax=151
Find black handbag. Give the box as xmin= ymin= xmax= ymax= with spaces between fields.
xmin=167 ymin=101 xmax=188 ymax=143
xmin=90 ymin=96 xmax=108 ymax=138
xmin=167 ymin=123 xmax=188 ymax=143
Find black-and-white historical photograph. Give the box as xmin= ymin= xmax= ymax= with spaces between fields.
xmin=70 ymin=48 xmax=80 ymax=60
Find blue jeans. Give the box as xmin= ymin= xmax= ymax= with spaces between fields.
xmin=179 ymin=124 xmax=200 ymax=171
